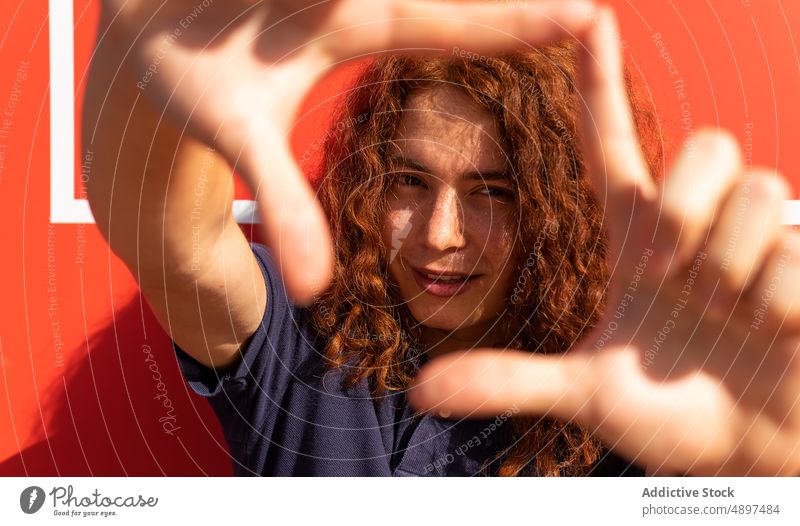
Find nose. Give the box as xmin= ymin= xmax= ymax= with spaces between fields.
xmin=422 ymin=187 xmax=466 ymax=251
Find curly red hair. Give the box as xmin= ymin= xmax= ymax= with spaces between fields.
xmin=309 ymin=43 xmax=666 ymax=476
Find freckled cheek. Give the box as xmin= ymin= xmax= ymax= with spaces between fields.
xmin=465 ymin=213 xmax=515 ymax=258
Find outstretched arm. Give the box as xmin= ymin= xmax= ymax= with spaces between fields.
xmin=84 ymin=8 xmax=265 ymax=370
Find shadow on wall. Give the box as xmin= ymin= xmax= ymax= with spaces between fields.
xmin=0 ymin=296 xmax=232 ymax=476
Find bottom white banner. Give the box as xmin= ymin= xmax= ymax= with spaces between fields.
xmin=1 ymin=477 xmax=798 ymax=525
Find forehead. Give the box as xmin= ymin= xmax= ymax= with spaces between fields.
xmin=390 ymin=86 xmax=506 ymax=172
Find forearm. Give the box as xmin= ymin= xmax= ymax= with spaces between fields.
xmin=83 ymin=17 xmax=236 ymax=285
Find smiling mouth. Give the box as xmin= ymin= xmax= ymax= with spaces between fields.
xmin=411 ymin=267 xmax=481 ymax=297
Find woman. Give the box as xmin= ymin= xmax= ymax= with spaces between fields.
xmin=86 ymin=0 xmax=800 ymax=476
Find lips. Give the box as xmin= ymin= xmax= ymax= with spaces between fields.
xmin=411 ymin=267 xmax=480 ymax=297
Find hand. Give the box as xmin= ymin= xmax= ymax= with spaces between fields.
xmin=100 ymin=0 xmax=608 ymax=303
xmin=408 ymin=8 xmax=800 ymax=476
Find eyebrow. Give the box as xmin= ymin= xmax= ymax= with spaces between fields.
xmin=387 ymin=153 xmax=510 ymax=182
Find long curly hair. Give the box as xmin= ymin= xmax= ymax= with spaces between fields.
xmin=309 ymin=43 xmax=665 ymax=476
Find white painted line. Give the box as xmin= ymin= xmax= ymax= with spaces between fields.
xmin=48 ymin=0 xmax=260 ymax=225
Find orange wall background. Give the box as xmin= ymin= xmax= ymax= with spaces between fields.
xmin=1 ymin=0 xmax=799 ymax=475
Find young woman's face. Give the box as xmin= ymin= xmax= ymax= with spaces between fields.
xmin=382 ymin=86 xmax=518 ymax=338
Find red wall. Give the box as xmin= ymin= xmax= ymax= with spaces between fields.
xmin=1 ymin=0 xmax=799 ymax=475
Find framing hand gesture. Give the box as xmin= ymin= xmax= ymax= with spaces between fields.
xmin=101 ymin=0 xmax=606 ymax=303
xmin=408 ymin=8 xmax=800 ymax=476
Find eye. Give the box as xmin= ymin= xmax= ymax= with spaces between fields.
xmin=477 ymin=186 xmax=514 ymax=200
xmin=393 ymin=172 xmax=426 ymax=188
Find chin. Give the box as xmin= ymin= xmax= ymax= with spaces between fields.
xmin=407 ymin=299 xmax=484 ymax=331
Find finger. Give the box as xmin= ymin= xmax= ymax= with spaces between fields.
xmin=322 ymin=0 xmax=599 ymax=58
xmin=407 ymin=349 xmax=582 ymax=420
xmin=701 ymin=170 xmax=789 ymax=301
xmin=388 ymin=0 xmax=599 ymax=50
xmin=577 ymin=6 xmax=655 ymax=193
xmin=239 ymin=127 xmax=334 ymax=304
xmin=746 ymin=230 xmax=800 ymax=335
xmin=657 ymin=130 xmax=743 ymax=276
xmin=574 ymin=7 xmax=658 ymax=266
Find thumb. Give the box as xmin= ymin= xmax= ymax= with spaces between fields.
xmin=238 ymin=127 xmax=334 ymax=305
xmin=408 ymin=349 xmax=582 ymax=420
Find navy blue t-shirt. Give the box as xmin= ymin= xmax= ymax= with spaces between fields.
xmin=173 ymin=243 xmax=644 ymax=476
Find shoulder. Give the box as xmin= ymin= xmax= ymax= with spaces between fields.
xmin=173 ymin=242 xmax=325 ymax=400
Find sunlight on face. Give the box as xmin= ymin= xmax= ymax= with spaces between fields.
xmin=381 ymin=86 xmax=518 ymax=346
